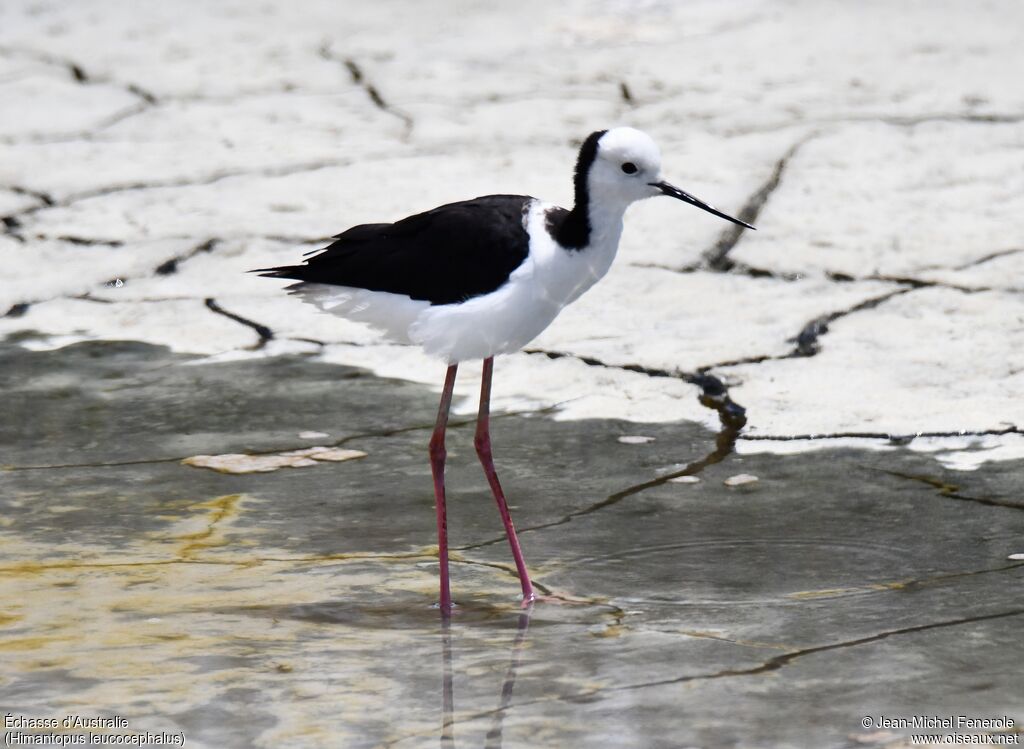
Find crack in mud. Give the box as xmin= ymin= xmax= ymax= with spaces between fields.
xmin=1 ymin=406 xmax=554 ymax=472
xmin=952 ymin=247 xmax=1024 ymax=270
xmin=3 ymin=302 xmax=31 ymax=318
xmin=6 ymin=158 xmax=355 ymax=231
xmin=318 ymin=43 xmax=413 ymax=136
xmin=701 ymin=135 xmax=813 ymax=271
xmin=729 ymin=110 xmax=1024 ymax=136
xmin=880 ymin=469 xmax=1024 ymax=511
xmin=635 ymin=259 xmax=998 ymax=295
xmin=784 ymin=287 xmax=913 ymax=357
xmin=605 ymin=607 xmax=1024 ymax=694
xmin=0 ymin=45 xmax=159 ymax=143
xmin=387 ymin=607 xmax=1024 ymax=746
xmin=203 ymin=297 xmax=273 ymax=347
xmin=696 ymin=285 xmax=918 ymax=372
xmin=457 ymin=350 xmax=746 ymax=551
xmin=522 ymin=347 xmax=746 ymax=418
xmin=741 ymin=425 xmax=1021 ymax=442
xmin=0 ymin=44 xmax=159 ymax=104
xmin=155 ymin=238 xmax=218 ymax=275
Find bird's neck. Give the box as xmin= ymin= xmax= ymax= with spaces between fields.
xmin=585 ymin=195 xmax=626 ymax=251
xmin=557 ymin=189 xmax=627 ymax=252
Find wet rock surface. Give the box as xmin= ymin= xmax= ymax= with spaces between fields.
xmin=2 ymin=342 xmax=1022 ymax=748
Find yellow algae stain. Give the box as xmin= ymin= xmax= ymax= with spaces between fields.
xmin=788 ymin=587 xmax=866 ymax=600
xmin=591 ymin=623 xmax=626 ymax=638
xmin=172 ymin=494 xmax=244 ymax=559
xmin=0 ymin=635 xmax=70 ymax=652
xmin=0 ymin=612 xmax=23 ymax=626
xmin=0 ymin=558 xmax=229 ymax=576
xmin=788 ymin=580 xmax=911 ymax=600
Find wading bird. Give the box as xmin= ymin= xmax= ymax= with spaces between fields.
xmin=257 ymin=128 xmax=752 ymax=615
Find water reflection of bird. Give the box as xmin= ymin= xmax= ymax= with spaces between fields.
xmin=440 ymin=607 xmax=533 ymax=748
xmin=257 ymin=128 xmax=752 ymax=614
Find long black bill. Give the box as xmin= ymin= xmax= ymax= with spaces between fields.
xmin=650 ymin=181 xmax=755 ymax=230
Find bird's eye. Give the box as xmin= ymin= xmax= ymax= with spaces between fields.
xmin=621 ymin=162 xmax=638 ymax=174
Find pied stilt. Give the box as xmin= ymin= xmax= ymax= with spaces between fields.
xmin=256 ymin=127 xmax=753 ymax=614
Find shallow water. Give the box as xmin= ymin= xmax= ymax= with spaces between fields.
xmin=2 ymin=341 xmax=1022 ymax=748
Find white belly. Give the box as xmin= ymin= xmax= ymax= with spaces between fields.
xmin=293 ymin=200 xmax=624 ymax=364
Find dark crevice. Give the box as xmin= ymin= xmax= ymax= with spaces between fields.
xmin=27 ymin=232 xmax=330 ymax=248
xmin=883 ymin=112 xmax=1024 ymax=126
xmin=728 ymin=111 xmax=1024 ymax=137
xmin=2 ymin=407 xmax=551 ymax=472
xmin=637 ymin=259 xmax=997 ymax=295
xmin=71 ymin=293 xmax=113 ymax=305
xmin=3 ymin=238 xmax=222 ymax=323
xmin=522 ymin=348 xmax=746 ymax=421
xmin=691 ymin=287 xmax=912 ymax=373
xmin=9 ymin=186 xmax=55 ymax=206
xmin=342 ymin=59 xmax=363 ymax=84
xmin=0 ymin=45 xmax=159 ymax=104
xmin=879 ymin=469 xmax=1024 ymax=511
xmin=457 ymin=350 xmax=746 ymax=551
xmin=865 ymin=274 xmax=984 ymax=293
xmin=203 ymin=298 xmax=274 ymax=349
xmin=126 ymin=83 xmax=158 ymax=105
xmin=619 ymin=82 xmax=634 ymax=105
xmin=742 ymin=425 xmax=1020 ymax=442
xmin=785 ymin=287 xmax=913 ymax=357
xmin=953 ymin=247 xmax=1024 ymax=271
xmin=701 ymin=134 xmax=814 ymax=271
xmin=48 ymin=235 xmax=124 ymax=247
xmin=289 ymin=336 xmax=327 ymax=347
xmin=7 ymin=158 xmax=354 ymax=230
xmin=155 ymin=238 xmax=218 ymax=275
xmin=458 ymin=409 xmax=745 ymax=551
xmin=608 ymin=608 xmax=1024 ymax=694
xmin=425 ymin=607 xmax=1024 ymax=738
xmin=318 ymin=43 xmax=413 ymax=135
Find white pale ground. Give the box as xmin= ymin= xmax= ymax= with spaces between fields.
xmin=2 ymin=0 xmax=1023 ymax=471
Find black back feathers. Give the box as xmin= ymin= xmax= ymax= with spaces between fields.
xmin=256 ymin=195 xmax=533 ymax=306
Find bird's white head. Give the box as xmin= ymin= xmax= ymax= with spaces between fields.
xmin=587 ymin=127 xmax=664 ymax=205
xmin=578 ymin=127 xmax=754 ymax=229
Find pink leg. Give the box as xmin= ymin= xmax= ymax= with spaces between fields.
xmin=430 ymin=364 xmax=458 ymax=615
xmin=475 ymin=357 xmax=536 ymax=604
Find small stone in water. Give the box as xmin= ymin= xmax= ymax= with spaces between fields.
xmin=618 ymin=435 xmax=655 ymax=444
xmin=299 ymin=430 xmax=330 ymax=439
xmin=1009 ymin=553 xmax=1024 ymax=561
xmin=724 ymin=474 xmax=759 ymax=487
xmin=669 ymin=475 xmax=700 ymax=484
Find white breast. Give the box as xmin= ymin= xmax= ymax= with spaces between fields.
xmin=408 ymin=200 xmax=624 ymax=363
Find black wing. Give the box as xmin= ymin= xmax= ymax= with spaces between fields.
xmin=255 ymin=194 xmax=534 ymax=305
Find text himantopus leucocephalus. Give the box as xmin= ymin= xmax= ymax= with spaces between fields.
xmin=256 ymin=127 xmax=753 ymax=614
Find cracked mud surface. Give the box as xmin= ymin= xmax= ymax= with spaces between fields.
xmin=3 ymin=342 xmax=1024 ymax=749
xmin=2 ymin=1 xmax=1024 ymax=746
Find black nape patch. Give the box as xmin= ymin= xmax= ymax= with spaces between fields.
xmin=551 ymin=129 xmax=606 ymax=249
